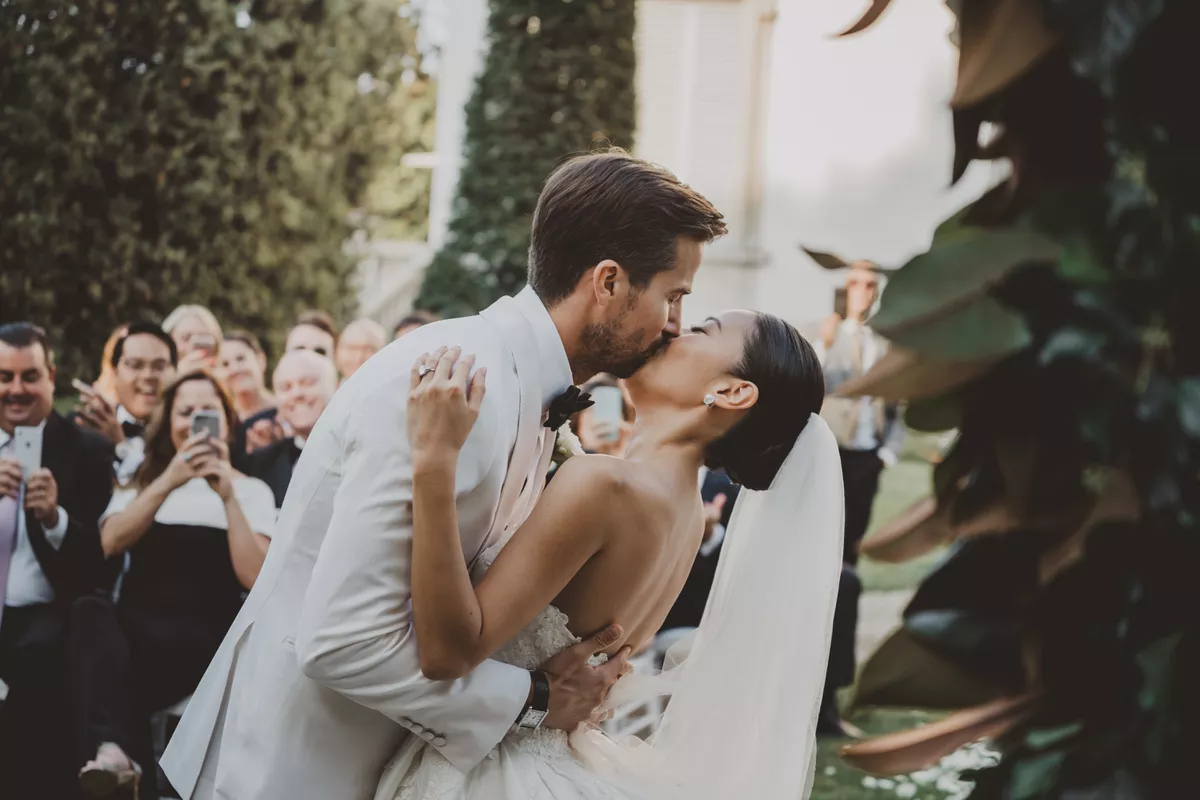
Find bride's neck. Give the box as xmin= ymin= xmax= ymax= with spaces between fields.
xmin=623 ymin=408 xmax=706 ymax=474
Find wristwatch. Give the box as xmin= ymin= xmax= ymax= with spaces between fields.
xmin=515 ymin=669 xmax=551 ymax=731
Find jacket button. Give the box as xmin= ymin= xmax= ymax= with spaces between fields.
xmin=410 ymin=723 xmax=425 ymax=735
xmin=400 ymin=717 xmax=412 ymax=727
xmin=433 ymin=736 xmax=447 ymax=747
xmin=420 ymin=731 xmax=434 ymax=742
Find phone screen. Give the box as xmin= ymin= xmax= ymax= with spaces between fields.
xmin=191 ymin=334 xmax=217 ymax=357
xmin=191 ymin=410 xmax=222 ymax=441
xmin=12 ymin=425 xmax=43 ymax=480
xmin=833 ymin=286 xmax=848 ymax=319
xmin=589 ymin=386 xmax=624 ymax=442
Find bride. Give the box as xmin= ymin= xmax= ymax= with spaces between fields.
xmin=377 ymin=309 xmax=844 ymax=800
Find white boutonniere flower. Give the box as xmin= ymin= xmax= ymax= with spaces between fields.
xmin=551 ymin=423 xmax=584 ymax=467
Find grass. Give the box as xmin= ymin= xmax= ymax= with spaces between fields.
xmin=813 ymin=708 xmax=962 ymax=800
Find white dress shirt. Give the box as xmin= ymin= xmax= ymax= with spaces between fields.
xmin=113 ymin=405 xmax=146 ymax=486
xmin=1 ymin=421 xmax=71 ymax=607
xmin=838 ymin=319 xmax=897 ymax=465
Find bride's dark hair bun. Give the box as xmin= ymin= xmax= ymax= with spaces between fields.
xmin=703 ymin=314 xmax=824 ymax=490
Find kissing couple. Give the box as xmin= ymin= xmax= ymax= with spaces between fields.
xmin=162 ymin=150 xmax=844 ymax=800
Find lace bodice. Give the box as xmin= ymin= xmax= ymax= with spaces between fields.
xmin=383 ymin=544 xmax=635 ymax=800
xmin=471 ymin=542 xmax=581 ymax=669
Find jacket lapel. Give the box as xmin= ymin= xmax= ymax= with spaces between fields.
xmin=478 ymin=295 xmax=544 ymax=559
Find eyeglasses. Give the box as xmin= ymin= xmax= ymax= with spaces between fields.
xmin=119 ymin=358 xmax=172 ymax=375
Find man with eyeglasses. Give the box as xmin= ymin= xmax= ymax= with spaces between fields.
xmin=74 ymin=322 xmax=178 ymax=485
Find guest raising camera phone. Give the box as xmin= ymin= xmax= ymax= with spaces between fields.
xmin=67 ymin=371 xmax=274 ymax=799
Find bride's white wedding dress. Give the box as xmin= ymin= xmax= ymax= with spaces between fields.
xmin=374 ymin=542 xmax=647 ymax=800
xmin=376 ymin=415 xmax=844 ymax=800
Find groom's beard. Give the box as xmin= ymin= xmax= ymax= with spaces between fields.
xmin=578 ymin=320 xmax=667 ymax=380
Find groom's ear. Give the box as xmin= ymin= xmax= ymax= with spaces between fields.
xmin=589 ymin=260 xmax=624 ymax=308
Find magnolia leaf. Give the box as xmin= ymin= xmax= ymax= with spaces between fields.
xmin=800 ymin=246 xmax=849 ymax=270
xmin=952 ymin=0 xmax=1060 ymax=108
xmin=872 ymin=228 xmax=1059 ymax=336
xmin=885 ymin=294 xmax=1033 ymax=361
xmin=1010 ymin=751 xmax=1067 ymax=800
xmin=1025 ymin=721 xmax=1082 ymax=751
xmin=1038 ymin=471 xmax=1139 ymax=585
xmin=850 ymin=627 xmax=1008 ymax=711
xmin=906 ymin=392 xmax=962 ymax=432
xmin=836 ymin=346 xmax=998 ymax=402
xmin=842 ymin=691 xmax=1040 ymax=776
xmin=995 ymin=436 xmax=1038 ymax=517
xmin=835 ymin=0 xmax=897 ymax=37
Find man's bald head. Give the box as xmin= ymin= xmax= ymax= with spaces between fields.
xmin=274 ymin=350 xmax=338 ymax=439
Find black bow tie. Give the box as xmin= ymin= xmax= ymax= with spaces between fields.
xmin=121 ymin=420 xmax=145 ymax=439
xmin=545 ymin=386 xmax=593 ymax=430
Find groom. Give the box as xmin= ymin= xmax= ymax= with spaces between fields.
xmin=162 ymin=150 xmax=727 ymax=800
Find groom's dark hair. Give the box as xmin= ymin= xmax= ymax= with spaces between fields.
xmin=528 ymin=149 xmax=727 ymax=306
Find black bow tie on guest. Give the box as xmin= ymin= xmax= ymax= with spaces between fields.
xmin=121 ymin=420 xmax=145 ymax=440
xmin=545 ymin=386 xmax=593 ymax=430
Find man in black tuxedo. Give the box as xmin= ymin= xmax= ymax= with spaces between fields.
xmin=73 ymin=321 xmax=177 ymax=485
xmin=244 ymin=349 xmax=338 ymax=507
xmin=659 ymin=467 xmax=741 ymax=633
xmin=0 ymin=322 xmax=114 ymax=797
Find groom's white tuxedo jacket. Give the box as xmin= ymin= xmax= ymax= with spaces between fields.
xmin=161 ymin=288 xmax=572 ymax=800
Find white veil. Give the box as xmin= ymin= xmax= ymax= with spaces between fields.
xmin=575 ymin=414 xmax=845 ymax=799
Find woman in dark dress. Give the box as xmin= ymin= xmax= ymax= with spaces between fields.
xmin=69 ymin=371 xmax=274 ymax=797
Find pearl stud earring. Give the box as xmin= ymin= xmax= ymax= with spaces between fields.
xmin=703 ymin=394 xmax=716 ymax=408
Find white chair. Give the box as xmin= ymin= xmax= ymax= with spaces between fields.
xmin=600 ymin=649 xmax=663 ymax=741
xmin=152 ymin=695 xmax=191 ymax=798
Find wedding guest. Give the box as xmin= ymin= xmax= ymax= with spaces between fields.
xmin=92 ymin=323 xmax=130 ymax=407
xmin=74 ymin=322 xmax=177 ymax=485
xmin=284 ymin=310 xmax=338 ymax=358
xmin=816 ymin=260 xmax=904 ymax=737
xmin=392 ymin=310 xmax=439 ymax=340
xmin=657 ymin=467 xmax=740 ymax=646
xmin=219 ymin=332 xmax=274 ymax=423
xmin=219 ymin=331 xmax=278 ymax=457
xmin=163 ymin=305 xmax=223 ymax=375
xmin=0 ymin=323 xmax=114 ymax=799
xmin=69 ymin=371 xmax=274 ymax=798
xmin=335 ymin=318 xmax=386 ymax=381
xmin=573 ymin=374 xmax=634 ymax=457
xmin=244 ymin=350 xmax=338 ymax=507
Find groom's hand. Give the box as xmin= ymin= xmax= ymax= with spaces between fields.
xmin=540 ymin=624 xmax=632 ymax=731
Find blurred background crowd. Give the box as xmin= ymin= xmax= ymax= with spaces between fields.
xmin=8 ymin=0 xmax=1193 ymax=799
xmin=0 ymin=256 xmax=912 ymax=797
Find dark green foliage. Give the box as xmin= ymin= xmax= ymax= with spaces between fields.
xmin=0 ymin=0 xmax=429 ymax=383
xmin=844 ymin=1 xmax=1200 ymax=796
xmin=416 ymin=0 xmax=637 ymax=317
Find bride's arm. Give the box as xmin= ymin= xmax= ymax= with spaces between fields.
xmin=408 ymin=349 xmax=614 ymax=681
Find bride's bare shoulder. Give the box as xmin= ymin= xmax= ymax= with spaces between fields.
xmin=545 ymin=454 xmax=638 ymax=510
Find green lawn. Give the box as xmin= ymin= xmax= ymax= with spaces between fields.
xmin=813 ymin=706 xmax=992 ymax=800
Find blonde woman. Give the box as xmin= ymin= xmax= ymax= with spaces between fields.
xmin=162 ymin=304 xmax=223 ymax=375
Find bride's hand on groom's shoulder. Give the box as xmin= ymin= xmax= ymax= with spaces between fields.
xmin=408 ymin=346 xmax=487 ymax=470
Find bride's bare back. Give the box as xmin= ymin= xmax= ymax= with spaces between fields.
xmin=480 ymin=452 xmax=708 ymax=655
